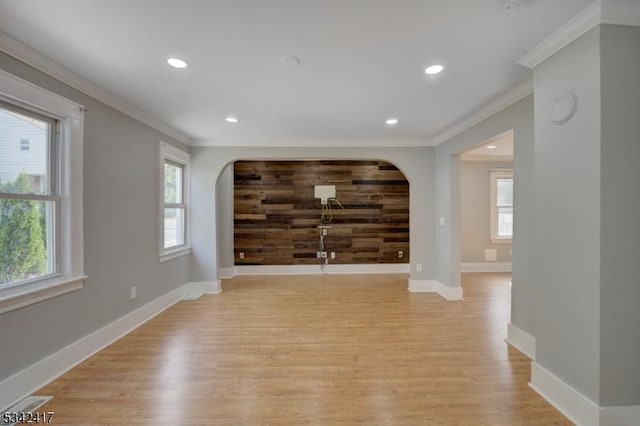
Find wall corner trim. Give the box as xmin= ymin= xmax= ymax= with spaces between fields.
xmin=530 ymin=362 xmax=600 ymax=426
xmin=218 ymin=267 xmax=236 ymax=279
xmin=431 ymin=80 xmax=533 ymax=146
xmin=506 ymin=323 xmax=536 ymax=359
xmin=0 ymin=281 xmax=209 ymax=411
xmin=184 ymin=281 xmax=222 ymax=297
xmin=407 ymin=279 xmax=463 ymax=301
xmin=518 ymin=2 xmax=601 ymax=69
xmin=0 ymin=31 xmax=191 ymax=145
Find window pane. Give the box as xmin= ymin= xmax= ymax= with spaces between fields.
xmin=0 ymin=199 xmax=54 ymax=285
xmin=0 ymin=107 xmax=50 ymax=195
xmin=164 ymin=161 xmax=183 ymax=204
xmin=496 ymin=178 xmax=513 ymax=207
xmin=164 ymin=207 xmax=185 ymax=249
xmin=497 ymin=206 xmax=513 ymax=238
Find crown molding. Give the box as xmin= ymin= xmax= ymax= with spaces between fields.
xmin=518 ymin=2 xmax=601 ymax=69
xmin=191 ymin=138 xmax=433 ymax=148
xmin=517 ymin=0 xmax=640 ymax=69
xmin=601 ymin=0 xmax=640 ymax=27
xmin=601 ymin=15 xmax=640 ymax=26
xmin=460 ymin=155 xmax=513 ymax=163
xmin=0 ymin=31 xmax=191 ymax=145
xmin=431 ymin=79 xmax=533 ymax=146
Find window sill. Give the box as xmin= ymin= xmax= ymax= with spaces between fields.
xmin=0 ymin=275 xmax=86 ymax=315
xmin=159 ymin=247 xmax=191 ymax=263
xmin=491 ymin=238 xmax=513 ymax=244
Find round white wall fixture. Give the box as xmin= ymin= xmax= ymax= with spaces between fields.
xmin=551 ymin=91 xmax=578 ymax=125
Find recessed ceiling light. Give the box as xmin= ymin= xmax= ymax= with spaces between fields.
xmin=425 ymin=64 xmax=444 ymax=75
xmin=225 ymin=116 xmax=239 ymax=123
xmin=487 ymin=145 xmax=497 ymax=149
xmin=167 ymin=58 xmax=188 ymax=69
xmin=386 ymin=118 xmax=398 ymax=126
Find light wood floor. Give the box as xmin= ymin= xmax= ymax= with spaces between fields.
xmin=37 ymin=273 xmax=570 ymax=425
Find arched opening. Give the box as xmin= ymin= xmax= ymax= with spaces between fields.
xmin=190 ymin=146 xmax=436 ymax=291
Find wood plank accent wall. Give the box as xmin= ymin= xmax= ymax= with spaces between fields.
xmin=234 ymin=160 xmax=409 ymax=265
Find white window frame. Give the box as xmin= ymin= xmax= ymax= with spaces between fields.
xmin=0 ymin=69 xmax=85 ymax=314
xmin=490 ymin=168 xmax=513 ymax=244
xmin=158 ymin=141 xmax=191 ymax=262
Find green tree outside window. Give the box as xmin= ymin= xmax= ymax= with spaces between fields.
xmin=0 ymin=172 xmax=47 ymax=284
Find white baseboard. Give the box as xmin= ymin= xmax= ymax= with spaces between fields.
xmin=218 ymin=267 xmax=235 ymax=279
xmin=530 ymin=362 xmax=640 ymax=425
xmin=232 ymin=263 xmax=410 ymax=276
xmin=600 ymin=404 xmax=640 ymax=426
xmin=506 ymin=323 xmax=536 ymax=360
xmin=460 ymin=262 xmax=512 ymax=273
xmin=0 ymin=280 xmax=219 ymax=411
xmin=407 ymin=279 xmax=464 ymax=301
xmin=530 ymin=362 xmax=600 ymax=426
xmin=184 ymin=281 xmax=221 ymax=297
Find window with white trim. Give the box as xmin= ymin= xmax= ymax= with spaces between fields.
xmin=159 ymin=142 xmax=191 ymax=261
xmin=490 ymin=169 xmax=513 ymax=243
xmin=0 ymin=69 xmax=85 ymax=314
xmin=0 ymin=103 xmax=58 ymax=285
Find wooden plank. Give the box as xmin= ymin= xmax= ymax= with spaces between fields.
xmin=234 ymin=213 xmax=267 ymax=220
xmin=234 ymin=160 xmax=410 ymax=265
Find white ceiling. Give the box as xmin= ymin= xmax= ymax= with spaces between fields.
xmin=0 ymin=0 xmax=594 ymax=146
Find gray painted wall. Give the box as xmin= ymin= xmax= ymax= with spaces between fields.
xmin=190 ymin=147 xmax=436 ymax=283
xmin=215 ymin=163 xmax=234 ymax=272
xmin=533 ymin=27 xmax=601 ymax=402
xmin=460 ymin=160 xmax=513 ymax=263
xmin=435 ymin=95 xmax=535 ymax=335
xmin=0 ymin=52 xmax=191 ymax=382
xmin=599 ymin=24 xmax=640 ymax=407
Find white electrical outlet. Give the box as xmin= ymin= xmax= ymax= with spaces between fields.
xmin=439 ymin=217 xmax=445 ymax=226
xmin=398 ymin=251 xmax=403 ymax=258
xmin=130 ymin=286 xmax=137 ymax=300
xmin=416 ymin=263 xmax=422 ymax=272
xmin=316 ymin=251 xmax=328 ymax=259
xmin=239 ymin=252 xmax=245 ymax=259
xmin=331 ymin=252 xmax=336 ymax=259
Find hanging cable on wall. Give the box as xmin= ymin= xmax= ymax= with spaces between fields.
xmin=314 ymin=185 xmax=344 ymax=271
xmin=320 ymin=197 xmax=344 ymax=226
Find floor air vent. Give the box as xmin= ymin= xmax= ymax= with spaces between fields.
xmin=1 ymin=396 xmax=52 ymax=426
